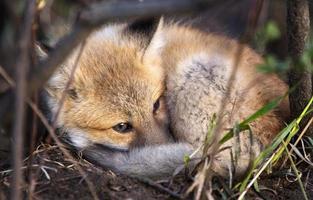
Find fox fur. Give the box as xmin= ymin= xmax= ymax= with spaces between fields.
xmin=44 ymin=18 xmax=289 ymax=179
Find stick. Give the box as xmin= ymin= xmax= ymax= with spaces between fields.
xmin=11 ymin=1 xmax=36 ymax=200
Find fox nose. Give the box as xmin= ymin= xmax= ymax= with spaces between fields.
xmin=131 ymin=120 xmax=172 ymax=147
xmin=146 ymin=124 xmax=173 ymax=145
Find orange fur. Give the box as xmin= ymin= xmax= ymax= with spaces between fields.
xmin=46 ymin=24 xmax=169 ymax=149
xmin=44 ymin=19 xmax=289 ymax=178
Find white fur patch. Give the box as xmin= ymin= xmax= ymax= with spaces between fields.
xmin=67 ymin=128 xmax=90 ymax=148
xmin=177 ymin=52 xmax=203 ymax=75
xmin=177 ymin=52 xmax=230 ymax=74
xmin=67 ymin=128 xmax=129 ymax=150
xmin=43 ymin=93 xmax=59 ymax=119
xmin=47 ymin=70 xmax=66 ymax=89
xmin=92 ymin=24 xmax=125 ymax=43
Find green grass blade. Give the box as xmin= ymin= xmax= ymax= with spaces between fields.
xmin=273 ymin=95 xmax=313 ymax=163
xmin=239 ymin=119 xmax=297 ymax=192
xmin=219 ymin=96 xmax=283 ymax=145
xmin=283 ymin=141 xmax=309 ymax=200
xmin=239 ymin=95 xmax=313 ymax=197
xmin=241 ymin=97 xmax=282 ymax=125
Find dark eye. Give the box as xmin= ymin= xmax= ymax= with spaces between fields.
xmin=153 ymin=98 xmax=160 ymax=113
xmin=67 ymin=89 xmax=78 ymax=99
xmin=112 ymin=122 xmax=133 ymax=133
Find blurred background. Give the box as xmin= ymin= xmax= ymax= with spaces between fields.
xmin=0 ymin=0 xmax=312 ymax=199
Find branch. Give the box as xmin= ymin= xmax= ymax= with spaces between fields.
xmin=11 ymin=1 xmax=36 ymax=200
xmin=186 ymin=0 xmax=265 ymax=198
xmin=28 ymin=0 xmax=211 ymax=94
xmin=29 ymin=25 xmax=90 ymax=93
xmin=287 ymin=0 xmax=312 ymax=135
xmin=80 ymin=0 xmax=211 ymax=26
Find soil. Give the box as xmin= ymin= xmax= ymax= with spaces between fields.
xmin=0 ymin=145 xmax=189 ymax=200
xmin=1 ymin=145 xmax=313 ymax=200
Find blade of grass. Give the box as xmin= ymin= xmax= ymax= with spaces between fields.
xmin=283 ymin=141 xmax=309 ymax=200
xmin=220 ymin=96 xmax=284 ymax=145
xmin=241 ymin=97 xmax=283 ymax=125
xmin=238 ymin=95 xmax=313 ymax=198
xmin=289 ymin=143 xmax=313 ymax=167
xmin=238 ymin=152 xmax=276 ymax=200
xmin=283 ymin=116 xmax=313 ymax=164
xmin=273 ymin=95 xmax=313 ymax=164
xmin=238 ymin=119 xmax=297 ymax=193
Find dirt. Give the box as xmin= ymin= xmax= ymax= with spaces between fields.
xmin=251 ymin=171 xmax=313 ymax=200
xmin=0 ymin=145 xmax=189 ymax=200
xmin=1 ymin=145 xmax=313 ymax=200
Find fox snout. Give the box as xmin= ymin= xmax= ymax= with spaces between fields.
xmin=130 ymin=118 xmax=173 ymax=148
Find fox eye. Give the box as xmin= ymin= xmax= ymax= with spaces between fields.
xmin=153 ymin=98 xmax=161 ymax=114
xmin=113 ymin=122 xmax=133 ymax=133
xmin=67 ymin=89 xmax=78 ymax=99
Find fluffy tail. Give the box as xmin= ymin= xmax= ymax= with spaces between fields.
xmin=83 ymin=143 xmax=194 ymax=179
xmin=83 ymin=136 xmax=263 ymax=180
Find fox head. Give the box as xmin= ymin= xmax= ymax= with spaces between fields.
xmin=45 ymin=18 xmax=171 ymax=151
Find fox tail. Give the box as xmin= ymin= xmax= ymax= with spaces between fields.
xmin=83 ymin=143 xmax=195 ymax=179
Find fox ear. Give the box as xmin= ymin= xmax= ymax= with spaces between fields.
xmin=35 ymin=42 xmax=48 ymax=60
xmin=35 ymin=43 xmax=59 ymax=96
xmin=143 ymin=17 xmax=164 ymax=60
xmin=126 ymin=17 xmax=162 ymax=45
xmin=126 ymin=17 xmax=165 ymax=59
xmin=36 ymin=42 xmax=65 ymax=96
xmin=45 ymin=60 xmax=73 ymax=97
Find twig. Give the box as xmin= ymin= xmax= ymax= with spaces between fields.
xmin=0 ymin=66 xmax=100 ymax=200
xmin=0 ymin=67 xmax=14 ymax=86
xmin=52 ymin=40 xmax=86 ymax=128
xmin=281 ymin=116 xmax=313 ymax=166
xmin=135 ymin=176 xmax=183 ymax=199
xmin=186 ymin=0 xmax=265 ymax=199
xmin=45 ymin=39 xmax=86 ymax=144
xmin=28 ymin=96 xmax=38 ymax=200
xmin=28 ymin=101 xmax=100 ymax=200
xmin=208 ymin=0 xmax=264 ymax=165
xmin=11 ymin=1 xmax=36 ymax=200
xmin=238 ymin=152 xmax=276 ymax=200
xmin=0 ymin=164 xmax=43 ymax=175
xmin=283 ymin=141 xmax=309 ymax=200
xmin=29 ymin=25 xmax=91 ymax=94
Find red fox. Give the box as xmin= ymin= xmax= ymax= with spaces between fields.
xmin=44 ymin=18 xmax=289 ymax=179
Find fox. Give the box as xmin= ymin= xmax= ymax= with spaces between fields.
xmin=44 ymin=17 xmax=289 ymax=180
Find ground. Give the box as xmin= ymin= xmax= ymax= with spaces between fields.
xmin=1 ymin=145 xmax=313 ymax=199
